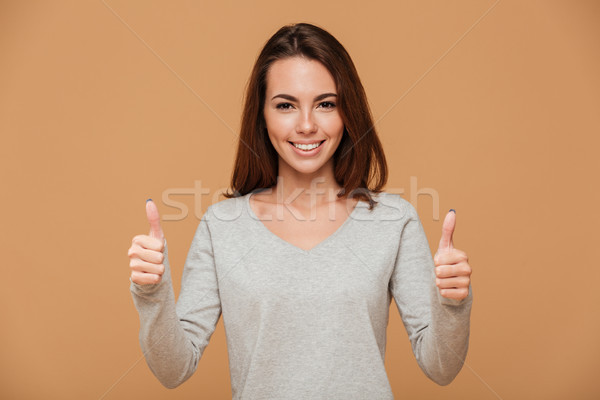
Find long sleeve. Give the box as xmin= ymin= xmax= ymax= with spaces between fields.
xmin=129 ymin=213 xmax=222 ymax=389
xmin=389 ymin=203 xmax=473 ymax=386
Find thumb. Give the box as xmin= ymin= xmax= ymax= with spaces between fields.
xmin=146 ymin=199 xmax=164 ymax=241
xmin=437 ymin=209 xmax=456 ymax=253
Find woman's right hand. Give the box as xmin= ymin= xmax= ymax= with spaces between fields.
xmin=128 ymin=199 xmax=166 ymax=285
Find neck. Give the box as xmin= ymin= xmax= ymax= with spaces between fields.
xmin=271 ymin=158 xmax=343 ymax=208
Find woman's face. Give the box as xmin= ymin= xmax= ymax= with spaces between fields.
xmin=263 ymin=56 xmax=344 ymax=177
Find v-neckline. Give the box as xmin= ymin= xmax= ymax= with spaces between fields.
xmin=245 ymin=190 xmax=363 ymax=255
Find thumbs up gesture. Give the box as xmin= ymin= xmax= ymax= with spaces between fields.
xmin=433 ymin=210 xmax=472 ymax=300
xmin=127 ymin=199 xmax=166 ymax=285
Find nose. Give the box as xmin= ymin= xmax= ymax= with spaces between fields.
xmin=295 ymin=110 xmax=317 ymax=134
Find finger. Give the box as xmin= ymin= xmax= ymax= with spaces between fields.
xmin=129 ymin=258 xmax=165 ymax=275
xmin=435 ymin=276 xmax=470 ymax=289
xmin=435 ymin=262 xmax=472 ymax=278
xmin=130 ymin=270 xmax=162 ymax=285
xmin=146 ymin=199 xmax=164 ymax=241
xmin=433 ymin=249 xmax=468 ymax=266
xmin=439 ymin=287 xmax=469 ymax=300
xmin=127 ymin=243 xmax=165 ymax=264
xmin=437 ymin=209 xmax=456 ymax=252
xmin=131 ymin=234 xmax=165 ymax=252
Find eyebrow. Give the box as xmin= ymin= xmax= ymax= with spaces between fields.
xmin=270 ymin=93 xmax=337 ymax=102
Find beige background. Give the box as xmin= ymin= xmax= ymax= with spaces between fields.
xmin=1 ymin=1 xmax=599 ymax=399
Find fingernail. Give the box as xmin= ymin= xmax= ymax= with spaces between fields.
xmin=146 ymin=198 xmax=153 ymax=203
xmin=449 ymin=209 xmax=455 ymax=214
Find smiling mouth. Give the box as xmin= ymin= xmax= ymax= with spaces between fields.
xmin=288 ymin=140 xmax=325 ymax=151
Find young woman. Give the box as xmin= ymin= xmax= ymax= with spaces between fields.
xmin=128 ymin=23 xmax=473 ymax=399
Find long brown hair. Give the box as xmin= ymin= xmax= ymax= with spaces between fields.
xmin=223 ymin=22 xmax=387 ymax=210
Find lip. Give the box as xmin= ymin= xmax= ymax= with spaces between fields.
xmin=288 ymin=140 xmax=325 ymax=157
xmin=289 ymin=140 xmax=325 ymax=145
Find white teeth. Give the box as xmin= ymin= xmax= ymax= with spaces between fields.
xmin=292 ymin=141 xmax=322 ymax=151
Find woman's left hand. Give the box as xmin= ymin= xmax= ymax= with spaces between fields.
xmin=433 ymin=210 xmax=472 ymax=300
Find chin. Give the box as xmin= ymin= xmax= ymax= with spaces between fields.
xmin=284 ymin=158 xmax=332 ymax=176
xmin=293 ymin=165 xmax=325 ymax=175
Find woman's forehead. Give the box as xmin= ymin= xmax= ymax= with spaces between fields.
xmin=265 ymin=57 xmax=336 ymax=96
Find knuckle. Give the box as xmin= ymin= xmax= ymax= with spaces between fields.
xmin=130 ymin=271 xmax=140 ymax=283
xmin=127 ymin=247 xmax=138 ymax=258
xmin=461 ymin=264 xmax=472 ymax=276
xmin=465 ymin=266 xmax=472 ymax=276
xmin=128 ymin=246 xmax=139 ymax=258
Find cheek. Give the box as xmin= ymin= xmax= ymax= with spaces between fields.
xmin=320 ymin=116 xmax=345 ymax=139
xmin=265 ymin=112 xmax=292 ymax=139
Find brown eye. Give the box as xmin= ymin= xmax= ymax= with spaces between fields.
xmin=319 ymin=101 xmax=336 ymax=109
xmin=276 ymin=103 xmax=293 ymax=110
